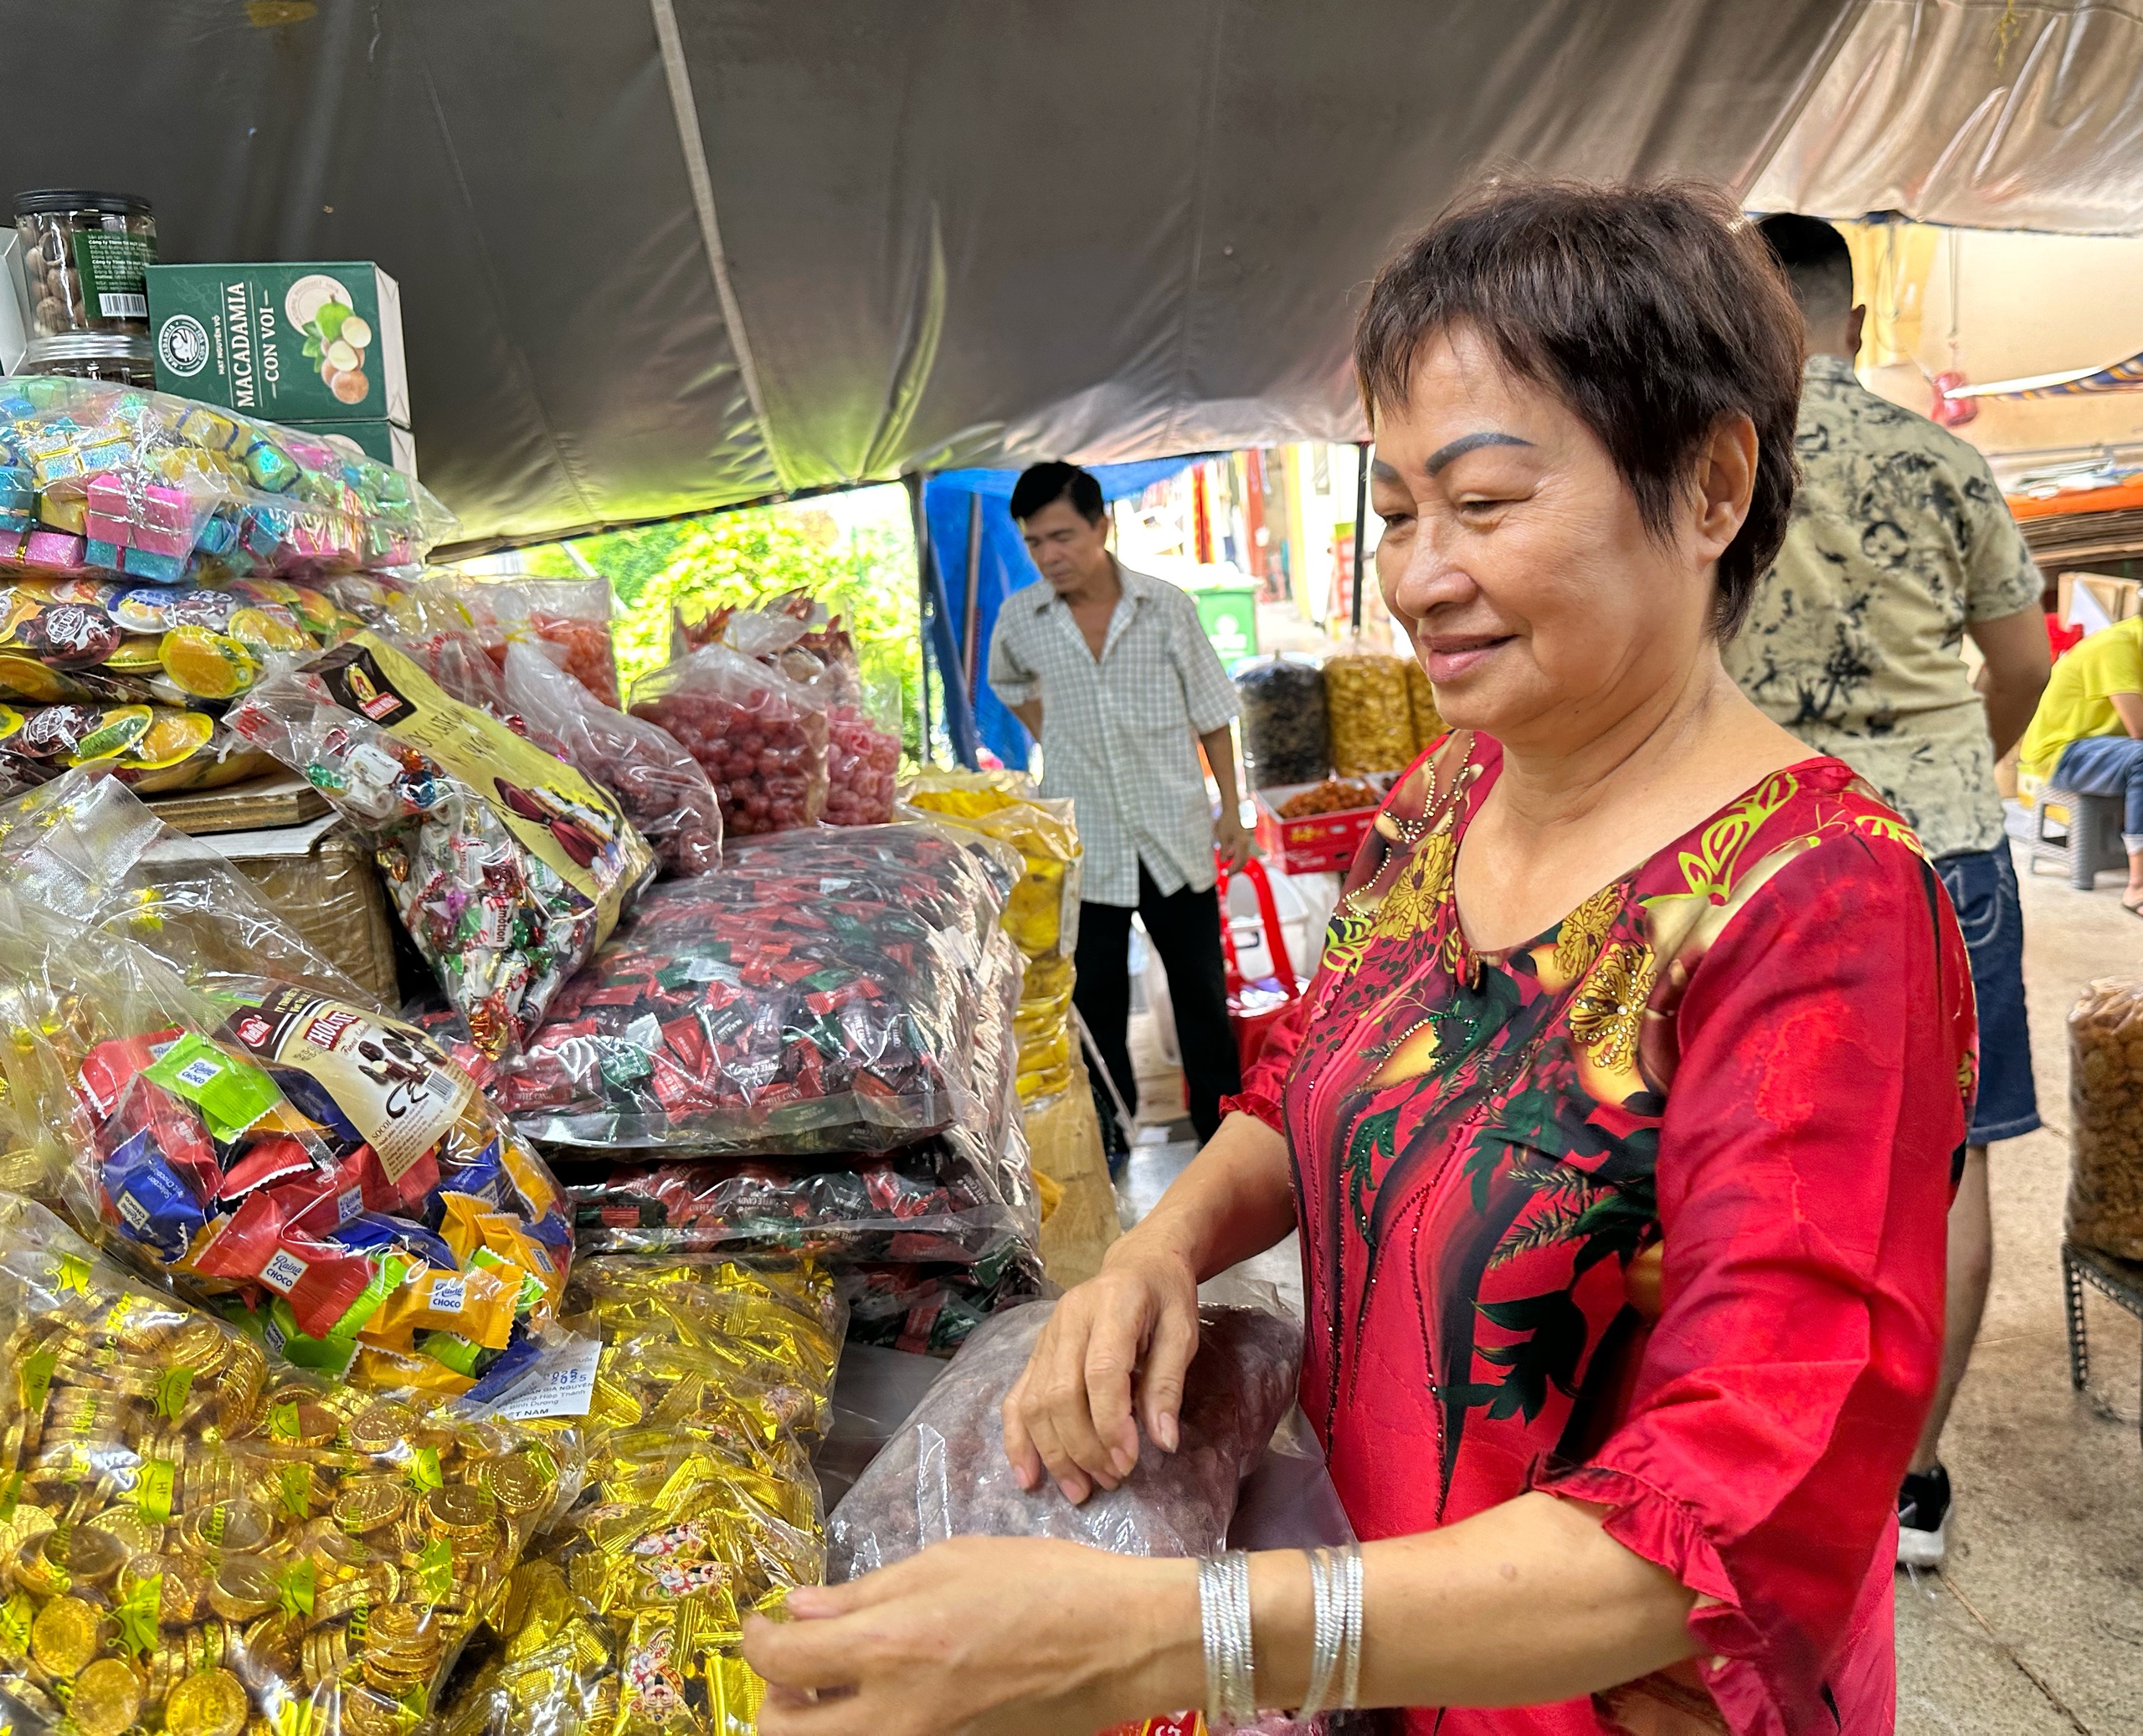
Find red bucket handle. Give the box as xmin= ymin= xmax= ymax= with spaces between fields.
xmin=1215 ymin=854 xmax=1299 ymax=1001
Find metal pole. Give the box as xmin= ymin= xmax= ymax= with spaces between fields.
xmin=961 ymin=491 xmax=984 ymax=691
xmin=903 ymin=473 xmax=934 ymax=764
xmin=1350 ymin=439 xmax=1370 ymax=633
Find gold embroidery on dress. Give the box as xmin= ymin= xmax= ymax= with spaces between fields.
xmin=1569 ymin=942 xmax=1657 ymax=1068
xmin=1551 ymin=883 xmax=1623 ymax=978
xmin=1371 ymin=826 xmax=1457 ymax=941
xmin=1675 ymin=771 xmax=1801 ymax=900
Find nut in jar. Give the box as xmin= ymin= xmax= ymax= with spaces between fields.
xmin=2065 ymin=977 xmax=2143 ymax=1260
xmin=0 ymin=1196 xmax=554 ymax=1736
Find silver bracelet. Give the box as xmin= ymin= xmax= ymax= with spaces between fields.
xmin=1339 ymin=1541 xmax=1365 ymax=1711
xmin=1296 ymin=1546 xmax=1344 ymax=1718
xmin=1198 ymin=1550 xmax=1257 ymax=1728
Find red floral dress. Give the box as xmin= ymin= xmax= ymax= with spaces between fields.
xmin=1228 ymin=732 xmax=1974 ymax=1736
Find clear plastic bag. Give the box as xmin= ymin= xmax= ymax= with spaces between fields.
xmin=825 ymin=1299 xmax=1303 ymax=1576
xmin=0 ymin=701 xmax=272 ymax=793
xmin=0 ymin=1193 xmax=557 ymax=1736
xmin=836 ymin=1254 xmax=1051 ymax=1358
xmin=228 ymin=631 xmax=655 ymax=1059
xmin=441 ymin=1255 xmax=843 ymax=1736
xmin=1323 ymin=640 xmax=1415 ymax=776
xmin=493 ymin=822 xmax=1022 ymax=1154
xmin=449 ymin=574 xmax=623 ymax=707
xmin=630 ymin=642 xmax=828 ymax=837
xmin=1235 ymin=655 xmax=1331 ymax=788
xmin=1404 ymin=657 xmax=1442 ymax=754
xmin=0 ymin=374 xmax=454 ymax=583
xmin=0 ymin=770 xmax=578 ymax=1394
xmin=2066 ymin=978 xmax=2143 ymax=1259
xmin=501 ymin=639 xmax=722 ymax=879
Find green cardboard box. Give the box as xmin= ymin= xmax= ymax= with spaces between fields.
xmin=283 ymin=419 xmax=418 ymax=478
xmin=146 ymin=261 xmax=409 ymax=426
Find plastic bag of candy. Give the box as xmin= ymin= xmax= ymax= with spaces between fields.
xmin=229 ymin=631 xmax=655 ymax=1059
xmin=0 ymin=701 xmax=272 ymax=794
xmin=501 ymin=639 xmax=722 ymax=878
xmin=0 ymin=1191 xmax=563 ymax=1736
xmin=1323 ymin=638 xmax=1416 ymax=776
xmin=826 ymin=1299 xmax=1301 ymax=1574
xmin=442 ymin=1254 xmax=842 ymax=1736
xmin=629 ymin=640 xmax=828 ymax=838
xmin=492 ymin=821 xmax=1020 ymax=1153
xmin=451 ymin=573 xmax=623 ymax=706
xmin=0 ymin=374 xmax=455 ymax=584
xmin=837 ymin=1252 xmax=1051 ymax=1357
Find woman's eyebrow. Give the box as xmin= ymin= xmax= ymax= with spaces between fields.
xmin=1426 ymin=430 xmax=1533 ymax=475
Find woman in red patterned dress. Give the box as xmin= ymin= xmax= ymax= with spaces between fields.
xmin=745 ymin=182 xmax=1974 ymax=1736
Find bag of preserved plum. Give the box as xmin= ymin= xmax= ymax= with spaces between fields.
xmin=629 ymin=641 xmax=829 ymax=838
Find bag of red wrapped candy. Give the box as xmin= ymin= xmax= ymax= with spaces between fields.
xmin=494 ymin=821 xmax=1021 ymax=1153
xmin=630 ymin=641 xmax=828 ymax=838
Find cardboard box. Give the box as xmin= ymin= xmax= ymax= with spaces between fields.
xmin=146 ymin=261 xmax=408 ymax=425
xmin=1252 ymin=778 xmax=1388 ymax=875
xmin=2058 ymin=571 xmax=2140 ymax=634
xmin=283 ymin=419 xmax=418 ymax=478
xmin=0 ymin=234 xmax=26 ymax=375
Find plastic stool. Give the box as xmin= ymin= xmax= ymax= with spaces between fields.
xmin=2030 ymin=785 xmax=2128 ymax=890
xmin=2061 ymin=1240 xmax=2143 ymax=1452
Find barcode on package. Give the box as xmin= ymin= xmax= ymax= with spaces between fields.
xmin=100 ymin=293 xmax=147 ymax=320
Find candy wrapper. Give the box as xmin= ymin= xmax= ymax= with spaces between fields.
xmin=0 ymin=702 xmax=270 ymax=795
xmin=0 ymin=1194 xmax=558 ymax=1736
xmin=500 ymin=641 xmax=722 ymax=880
xmin=440 ymin=1255 xmax=842 ymax=1736
xmin=906 ymin=769 xmax=1083 ymax=1106
xmin=629 ymin=641 xmax=828 ymax=839
xmin=494 ymin=821 xmax=1023 ymax=1155
xmin=0 ymin=375 xmax=454 ymax=585
xmin=1323 ymin=640 xmax=1416 ymax=777
xmin=837 ymin=1256 xmax=1050 ymax=1358
xmin=0 ymin=771 xmax=577 ymax=1392
xmin=228 ymin=631 xmax=655 ymax=1059
xmin=825 ymin=1300 xmax=1301 ymax=1574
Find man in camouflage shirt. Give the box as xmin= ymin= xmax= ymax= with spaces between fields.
xmin=1731 ymin=215 xmax=2053 ymax=1569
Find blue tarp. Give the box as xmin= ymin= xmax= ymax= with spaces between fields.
xmin=923 ymin=457 xmax=1197 ymax=769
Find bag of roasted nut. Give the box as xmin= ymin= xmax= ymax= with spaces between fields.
xmin=2065 ymin=977 xmax=2143 ymax=1260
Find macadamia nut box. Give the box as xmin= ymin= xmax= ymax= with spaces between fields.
xmin=146 ymin=261 xmax=409 ymax=426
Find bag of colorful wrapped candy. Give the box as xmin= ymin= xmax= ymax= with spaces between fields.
xmin=0 ymin=768 xmax=578 ymax=1395
xmin=0 ymin=375 xmax=455 ymax=585
xmin=442 ymin=1254 xmax=844 ymax=1736
xmin=500 ymin=639 xmax=722 ymax=878
xmin=837 ymin=1254 xmax=1051 ymax=1358
xmin=491 ymin=820 xmax=1021 ymax=1154
xmin=629 ymin=640 xmax=828 ymax=838
xmin=229 ymin=631 xmax=655 ymax=1060
xmin=0 ymin=1192 xmax=564 ymax=1736
xmin=825 ymin=1298 xmax=1303 ymax=1575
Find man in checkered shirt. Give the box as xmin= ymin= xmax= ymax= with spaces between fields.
xmin=988 ymin=462 xmax=1255 ymax=1146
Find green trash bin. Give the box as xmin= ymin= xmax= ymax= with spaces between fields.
xmin=1190 ymin=585 xmax=1259 ymax=661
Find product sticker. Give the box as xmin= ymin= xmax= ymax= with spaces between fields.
xmin=135 ymin=1458 xmax=175 ymax=1524
xmin=260 ymin=1249 xmax=309 ymax=1293
xmin=114 ymin=1576 xmax=160 ymax=1659
xmin=427 ymin=1276 xmax=465 ymax=1314
xmin=409 ymin=1446 xmax=443 ymax=1492
xmin=153 ymin=1367 xmax=193 ymax=1421
xmin=72 ymin=232 xmax=155 ymax=323
xmin=18 ymin=1353 xmax=53 ymax=1419
xmin=222 ymin=984 xmax=475 ymax=1184
xmin=306 ymin=635 xmax=651 ymax=944
xmin=465 ymin=1333 xmax=602 ymax=1422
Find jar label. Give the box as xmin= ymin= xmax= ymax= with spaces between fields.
xmin=70 ymin=232 xmax=156 ymax=323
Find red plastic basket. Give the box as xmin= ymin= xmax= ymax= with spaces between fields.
xmin=1215 ymin=855 xmax=1302 ymax=1074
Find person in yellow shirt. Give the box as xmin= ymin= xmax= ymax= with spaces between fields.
xmin=2017 ymin=614 xmax=2143 ymax=914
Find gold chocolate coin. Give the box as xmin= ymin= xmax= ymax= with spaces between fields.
xmin=207 ymin=1555 xmax=279 ymax=1622
xmin=423 ymin=1484 xmax=496 ymax=1535
xmin=164 ymin=1665 xmax=248 ymax=1736
xmin=332 ymin=1479 xmax=407 ymax=1535
xmin=28 ymin=1593 xmax=100 ymax=1676
xmin=85 ymin=1508 xmax=160 ymax=1559
xmin=70 ymin=1656 xmax=142 ymax=1736
xmin=346 ymin=1401 xmax=417 ymax=1456
xmin=480 ymin=1453 xmax=550 ymax=1517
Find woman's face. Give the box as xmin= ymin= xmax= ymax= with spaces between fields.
xmin=1370 ymin=324 xmax=1744 ymax=752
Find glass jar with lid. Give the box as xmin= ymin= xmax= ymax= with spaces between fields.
xmin=13 ymin=190 xmax=158 ymax=337
xmin=18 ymin=331 xmax=154 ymax=386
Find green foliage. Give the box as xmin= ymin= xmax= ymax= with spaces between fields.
xmin=520 ymin=493 xmax=922 ymax=758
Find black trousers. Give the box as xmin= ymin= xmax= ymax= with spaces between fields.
xmin=1073 ymin=863 xmax=1242 ymax=1145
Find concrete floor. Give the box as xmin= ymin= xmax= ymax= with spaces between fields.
xmin=1118 ymin=839 xmax=2143 ymax=1733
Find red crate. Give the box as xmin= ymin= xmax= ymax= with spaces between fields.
xmin=1252 ymin=779 xmax=1387 ymax=875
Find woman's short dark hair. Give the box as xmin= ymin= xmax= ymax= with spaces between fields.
xmin=1010 ymin=460 xmax=1106 ymax=526
xmin=1354 ymin=178 xmax=1803 ymax=637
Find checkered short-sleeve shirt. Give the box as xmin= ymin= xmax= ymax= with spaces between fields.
xmin=987 ymin=563 xmax=1238 ymax=906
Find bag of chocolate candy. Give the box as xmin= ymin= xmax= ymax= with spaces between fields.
xmin=500 ymin=640 xmax=722 ymax=879
xmin=0 ymin=771 xmax=577 ymax=1395
xmin=0 ymin=375 xmax=454 ymax=586
xmin=836 ymin=1254 xmax=1051 ymax=1358
xmin=441 ymin=1254 xmax=843 ymax=1736
xmin=825 ymin=1299 xmax=1303 ymax=1575
xmin=229 ymin=631 xmax=655 ymax=1060
xmin=0 ymin=1192 xmax=562 ymax=1736
xmin=493 ymin=821 xmax=1023 ymax=1156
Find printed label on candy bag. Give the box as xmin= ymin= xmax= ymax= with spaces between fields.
xmin=463 ymin=1333 xmax=601 ymax=1423
xmin=260 ymin=1249 xmax=310 ymax=1293
xmin=304 ymin=634 xmax=650 ymax=945
xmin=222 ymin=985 xmax=475 ymax=1184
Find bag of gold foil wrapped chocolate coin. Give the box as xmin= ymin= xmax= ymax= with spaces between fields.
xmin=0 ymin=769 xmax=574 ymax=1395
xmin=442 ymin=1255 xmax=845 ymax=1736
xmin=0 ymin=1194 xmax=563 ymax=1736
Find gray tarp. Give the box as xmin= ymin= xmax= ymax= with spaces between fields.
xmin=4 ymin=2 xmax=2139 ymax=552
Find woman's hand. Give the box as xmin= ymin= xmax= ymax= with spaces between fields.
xmin=1001 ymin=1238 xmax=1201 ymax=1502
xmin=743 ymin=1536 xmax=1197 ymax=1736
